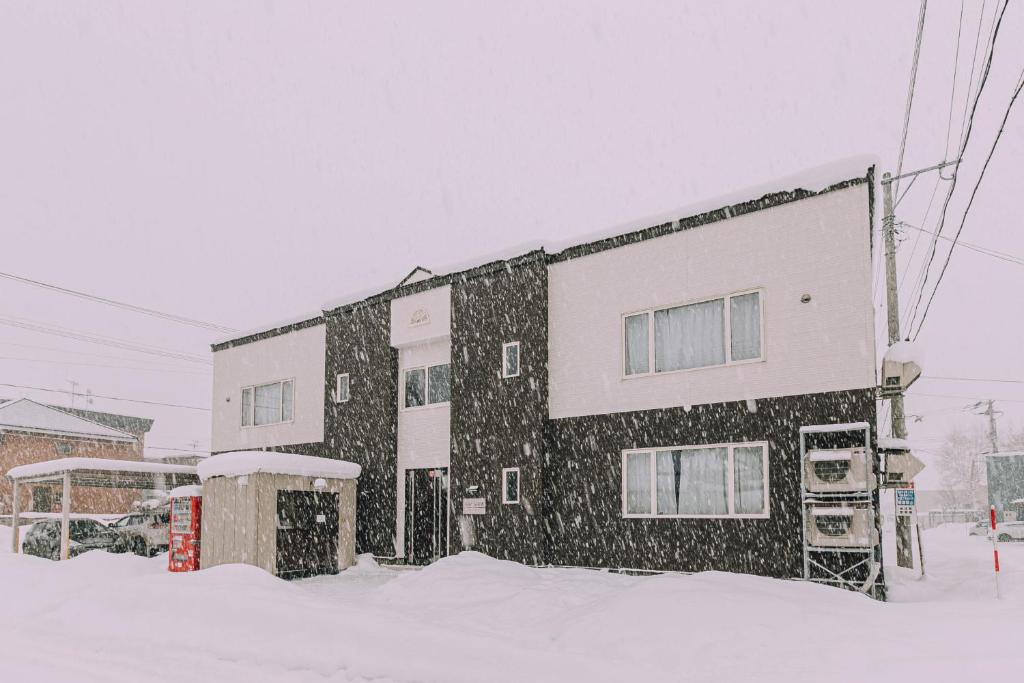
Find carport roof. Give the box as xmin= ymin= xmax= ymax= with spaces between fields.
xmin=7 ymin=457 xmax=199 ymax=490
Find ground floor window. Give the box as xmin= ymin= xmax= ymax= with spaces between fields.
xmin=502 ymin=467 xmax=520 ymax=504
xmin=622 ymin=442 xmax=768 ymax=518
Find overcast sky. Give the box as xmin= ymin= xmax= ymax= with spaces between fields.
xmin=1 ymin=2 xmax=1022 ymax=487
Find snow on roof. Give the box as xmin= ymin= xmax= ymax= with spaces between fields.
xmin=811 ymin=507 xmax=856 ymax=516
xmin=808 ymin=449 xmax=854 ymax=462
xmin=169 ymin=484 xmax=203 ymax=498
xmin=878 ymin=436 xmax=912 ymax=451
xmin=986 ymin=451 xmax=1024 ymax=458
xmin=197 ymin=451 xmax=361 ymax=482
xmin=799 ymin=422 xmax=870 ymax=434
xmin=884 ymin=340 xmax=924 ymax=366
xmin=0 ymin=399 xmax=138 ymax=442
xmin=211 ymin=311 xmax=324 ymax=347
xmin=7 ymin=457 xmax=197 ymax=480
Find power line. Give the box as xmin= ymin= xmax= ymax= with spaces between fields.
xmin=905 ymin=0 xmax=1009 ymax=332
xmin=0 ymin=315 xmax=212 ymax=365
xmin=893 ymin=0 xmax=930 ymax=198
xmin=913 ymin=67 xmax=1024 ymax=339
xmin=0 ymin=269 xmax=237 ymax=334
xmin=899 ymin=222 xmax=1024 ymax=266
xmin=909 ymin=391 xmax=1024 ymax=404
xmin=922 ymin=375 xmax=1024 ymax=385
xmin=0 ymin=382 xmax=210 ymax=411
xmin=941 ymin=1 xmax=966 ymax=162
xmin=0 ymin=354 xmax=212 ymax=376
xmin=0 ymin=338 xmax=208 ymax=371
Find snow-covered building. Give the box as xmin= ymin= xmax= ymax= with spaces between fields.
xmin=211 ymin=164 xmax=881 ymax=583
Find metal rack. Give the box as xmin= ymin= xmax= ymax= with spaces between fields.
xmin=799 ymin=422 xmax=882 ymax=598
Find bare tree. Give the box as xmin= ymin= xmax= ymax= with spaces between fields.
xmin=935 ymin=425 xmax=989 ymax=510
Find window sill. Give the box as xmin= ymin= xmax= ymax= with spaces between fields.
xmin=622 ymin=356 xmax=766 ymax=381
xmin=401 ymin=401 xmax=450 ymax=413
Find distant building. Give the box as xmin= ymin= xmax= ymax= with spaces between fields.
xmin=0 ymin=398 xmax=153 ymax=515
xmin=986 ymin=452 xmax=1024 ymax=522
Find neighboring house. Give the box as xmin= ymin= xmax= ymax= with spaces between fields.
xmin=210 ymin=165 xmax=879 ymax=582
xmin=0 ymin=398 xmax=153 ymax=515
xmin=987 ymin=452 xmax=1024 ymax=522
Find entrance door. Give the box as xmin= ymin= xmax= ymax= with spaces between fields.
xmin=276 ymin=490 xmax=340 ymax=578
xmin=405 ymin=468 xmax=449 ymax=565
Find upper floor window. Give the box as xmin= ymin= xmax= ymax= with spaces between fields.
xmin=623 ymin=289 xmax=762 ymax=376
xmin=502 ymin=467 xmax=521 ymax=504
xmin=336 ymin=373 xmax=350 ymax=403
xmin=502 ymin=342 xmax=520 ymax=378
xmin=241 ymin=379 xmax=294 ymax=427
xmin=622 ymin=442 xmax=768 ymax=519
xmin=404 ymin=363 xmax=450 ymax=408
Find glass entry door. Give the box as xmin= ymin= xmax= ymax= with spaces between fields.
xmin=405 ymin=467 xmax=449 ymax=565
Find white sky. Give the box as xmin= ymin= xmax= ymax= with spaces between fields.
xmin=1 ymin=2 xmax=1022 ymax=487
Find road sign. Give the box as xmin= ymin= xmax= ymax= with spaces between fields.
xmin=896 ymin=488 xmax=916 ymax=516
xmin=884 ymin=451 xmax=926 ymax=487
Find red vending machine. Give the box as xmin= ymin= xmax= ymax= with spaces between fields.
xmin=169 ymin=488 xmax=202 ymax=572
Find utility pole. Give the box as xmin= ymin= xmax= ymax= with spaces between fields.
xmin=977 ymin=399 xmax=1001 ymax=453
xmin=882 ymin=172 xmax=915 ymax=569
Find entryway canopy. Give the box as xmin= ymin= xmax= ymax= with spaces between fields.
xmin=6 ymin=457 xmax=199 ymax=558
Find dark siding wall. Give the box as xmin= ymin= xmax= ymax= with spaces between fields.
xmin=545 ymin=388 xmax=877 ymax=577
xmin=325 ymin=302 xmax=399 ymax=557
xmin=449 ymin=259 xmax=549 ymax=565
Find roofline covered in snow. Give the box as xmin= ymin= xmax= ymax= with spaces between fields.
xmin=212 ymin=162 xmax=875 ymax=352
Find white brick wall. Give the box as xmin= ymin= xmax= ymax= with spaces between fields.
xmin=547 ymin=184 xmax=876 ymax=419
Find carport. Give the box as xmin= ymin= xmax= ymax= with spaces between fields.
xmin=6 ymin=457 xmax=200 ymax=559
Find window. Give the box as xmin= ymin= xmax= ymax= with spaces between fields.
xmin=622 ymin=442 xmax=768 ymax=518
xmin=623 ymin=290 xmax=763 ymax=376
xmin=241 ymin=380 xmax=294 ymax=426
xmin=502 ymin=467 xmax=521 ymax=504
xmin=336 ymin=373 xmax=350 ymax=403
xmin=54 ymin=441 xmax=73 ymax=456
xmin=404 ymin=363 xmax=450 ymax=408
xmin=502 ymin=342 xmax=521 ymax=378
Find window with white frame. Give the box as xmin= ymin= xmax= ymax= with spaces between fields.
xmin=622 ymin=442 xmax=768 ymax=518
xmin=241 ymin=379 xmax=294 ymax=427
xmin=336 ymin=373 xmax=350 ymax=403
xmin=502 ymin=342 xmax=521 ymax=378
xmin=502 ymin=467 xmax=521 ymax=504
xmin=623 ymin=290 xmax=762 ymax=376
xmin=404 ymin=363 xmax=450 ymax=408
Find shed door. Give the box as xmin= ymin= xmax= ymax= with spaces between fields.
xmin=276 ymin=490 xmax=340 ymax=578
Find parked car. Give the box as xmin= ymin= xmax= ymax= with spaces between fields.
xmin=969 ymin=521 xmax=989 ymax=537
xmin=967 ymin=519 xmax=1024 ymax=542
xmin=22 ymin=519 xmax=119 ymax=560
xmin=109 ymin=509 xmax=170 ymax=557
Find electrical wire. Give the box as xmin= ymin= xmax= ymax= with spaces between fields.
xmin=904 ymin=0 xmax=1010 ymax=332
xmin=899 ymin=222 xmax=1024 ymax=267
xmin=941 ymin=1 xmax=966 ymax=162
xmin=0 ymin=269 xmax=237 ymax=334
xmin=0 ymin=354 xmax=212 ymax=376
xmin=0 ymin=315 xmax=212 ymax=365
xmin=912 ymin=67 xmax=1024 ymax=339
xmin=894 ymin=0 xmax=930 ymax=198
xmin=922 ymin=375 xmax=1024 ymax=385
xmin=0 ymin=382 xmax=210 ymax=411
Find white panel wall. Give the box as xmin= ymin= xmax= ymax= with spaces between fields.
xmin=548 ymin=184 xmax=876 ymax=419
xmin=390 ymin=285 xmax=451 ymax=348
xmin=211 ymin=324 xmax=326 ymax=452
xmin=394 ymin=337 xmax=451 ymax=556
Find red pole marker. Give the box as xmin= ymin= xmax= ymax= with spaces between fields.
xmin=991 ymin=505 xmax=1001 ymax=598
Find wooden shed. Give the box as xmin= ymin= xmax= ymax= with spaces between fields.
xmin=196 ymin=451 xmax=360 ymax=578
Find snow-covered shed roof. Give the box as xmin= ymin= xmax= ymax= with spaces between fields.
xmin=169 ymin=484 xmax=203 ymax=498
xmin=7 ymin=457 xmax=199 ymax=490
xmin=0 ymin=399 xmax=138 ymax=442
xmin=197 ymin=451 xmax=362 ymax=482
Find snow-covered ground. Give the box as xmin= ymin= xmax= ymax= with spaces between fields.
xmin=0 ymin=524 xmax=1019 ymax=682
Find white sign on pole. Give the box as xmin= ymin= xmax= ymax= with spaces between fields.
xmin=896 ymin=488 xmax=916 ymax=517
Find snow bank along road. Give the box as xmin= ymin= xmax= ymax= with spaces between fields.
xmin=0 ymin=525 xmax=1019 ymax=682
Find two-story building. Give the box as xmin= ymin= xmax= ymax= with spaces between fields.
xmin=210 ymin=164 xmax=880 ymax=587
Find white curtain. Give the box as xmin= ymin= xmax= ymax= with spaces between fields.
xmin=733 ymin=446 xmax=765 ymax=514
xmin=655 ymin=299 xmax=725 ymax=372
xmin=730 ymin=292 xmax=761 ymax=361
xmin=281 ymin=380 xmax=294 ymax=421
xmin=656 ymin=451 xmax=679 ymax=514
xmin=624 ymin=313 xmax=649 ymax=375
xmin=254 ymin=382 xmax=282 ymax=425
xmin=241 ymin=387 xmax=253 ymax=426
xmin=677 ymin=447 xmax=728 ymax=514
xmin=626 ymin=452 xmax=652 ymax=514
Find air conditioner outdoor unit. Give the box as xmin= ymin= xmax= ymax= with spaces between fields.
xmin=806 ymin=506 xmax=876 ymax=548
xmin=804 ymin=448 xmax=873 ymax=493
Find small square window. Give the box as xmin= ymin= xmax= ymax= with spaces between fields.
xmin=502 ymin=342 xmax=520 ymax=378
xmin=502 ymin=467 xmax=521 ymax=504
xmin=55 ymin=442 xmax=73 ymax=456
xmin=336 ymin=373 xmax=350 ymax=403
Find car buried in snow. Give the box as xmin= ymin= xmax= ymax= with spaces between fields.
xmin=22 ymin=519 xmax=120 ymax=560
xmin=108 ymin=508 xmax=171 ymax=557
